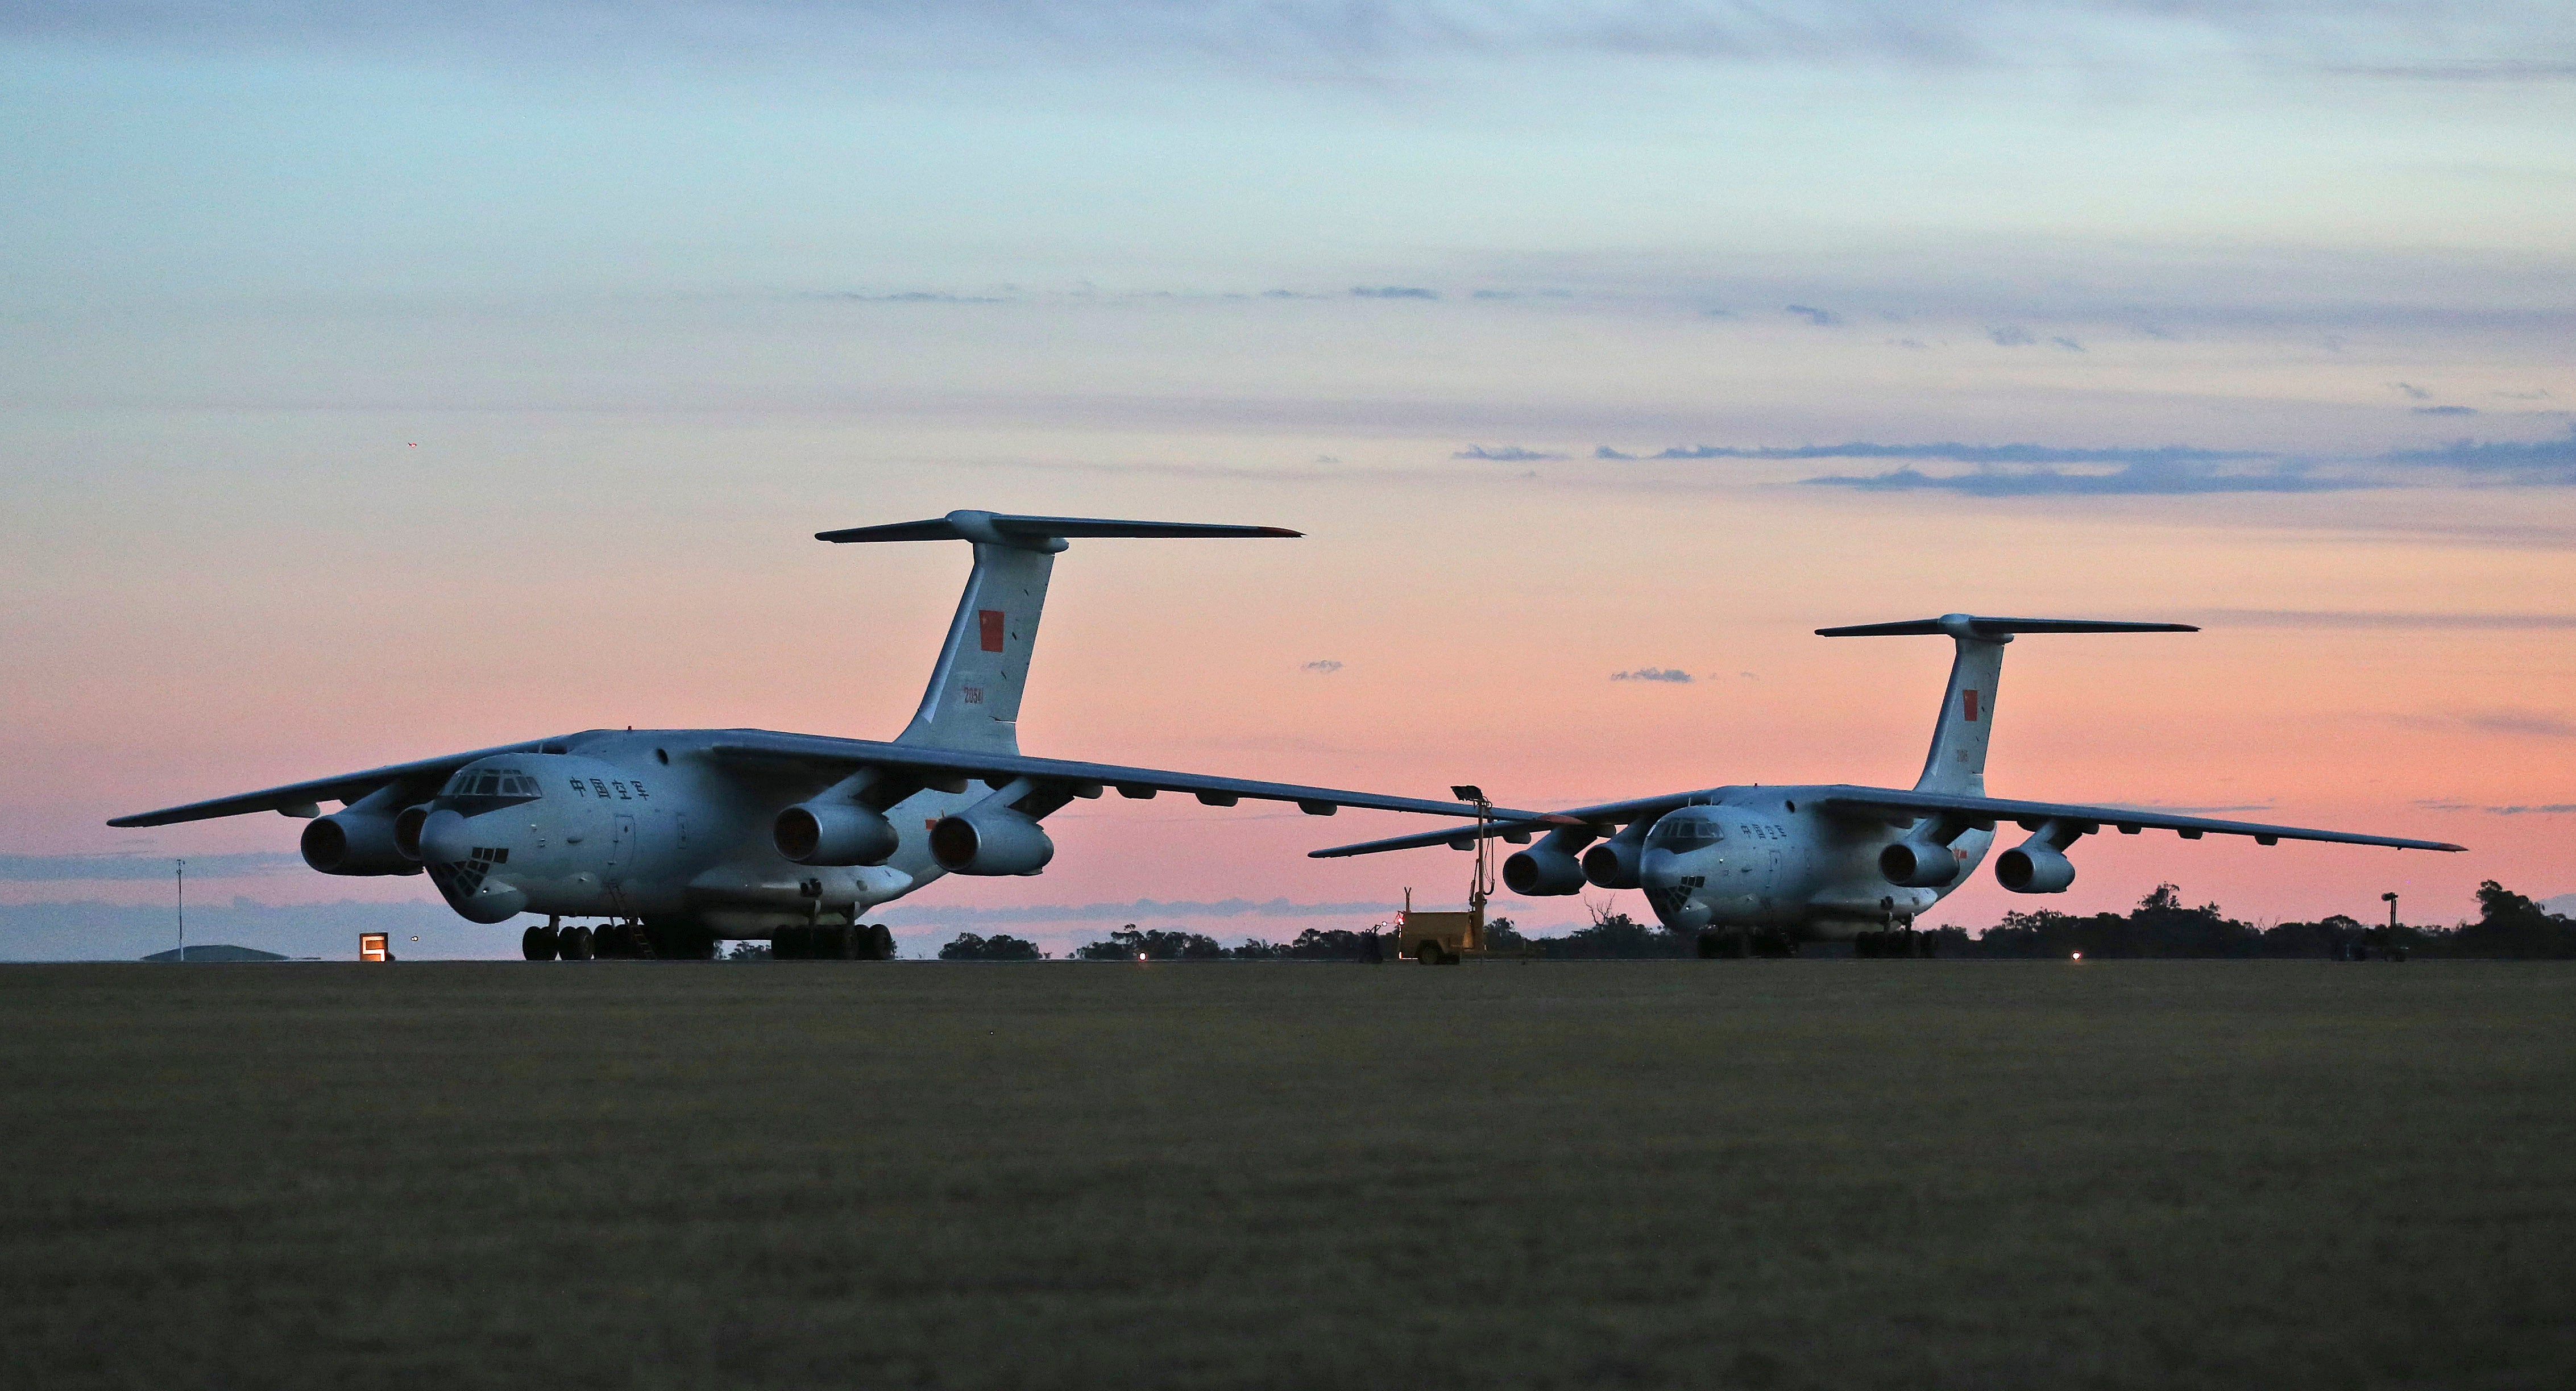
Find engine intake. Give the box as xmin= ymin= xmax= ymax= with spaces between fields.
xmin=1503 ymin=846 xmax=1585 ymax=896
xmin=1880 ymin=837 xmax=1962 ymax=888
xmin=1582 ymin=823 xmax=1647 ymax=890
xmin=775 ymin=802 xmax=900 ymax=866
xmin=1996 ymin=842 xmax=2077 ymax=894
xmin=301 ymin=811 xmax=421 ymax=877
xmin=930 ymin=806 xmax=1054 ymax=876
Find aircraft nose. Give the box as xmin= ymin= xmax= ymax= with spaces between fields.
xmin=417 ymin=808 xmax=473 ymax=865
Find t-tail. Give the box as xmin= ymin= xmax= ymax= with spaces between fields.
xmin=817 ymin=509 xmax=1300 ymax=755
xmin=1816 ymin=614 xmax=2198 ymax=795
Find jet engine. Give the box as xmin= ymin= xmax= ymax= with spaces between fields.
xmin=301 ymin=809 xmax=421 ymax=877
xmin=1581 ymin=821 xmax=1649 ymax=890
xmin=1502 ymin=845 xmax=1584 ymax=896
xmin=1995 ymin=841 xmax=2077 ymax=894
xmin=774 ymin=802 xmax=900 ymax=866
xmin=1879 ymin=836 xmax=1962 ymax=888
xmin=929 ymin=805 xmax=1055 ymax=876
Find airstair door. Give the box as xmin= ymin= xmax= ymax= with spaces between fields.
xmin=610 ymin=813 xmax=637 ymax=868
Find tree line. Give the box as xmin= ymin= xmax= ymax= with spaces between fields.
xmin=921 ymin=881 xmax=2575 ymax=961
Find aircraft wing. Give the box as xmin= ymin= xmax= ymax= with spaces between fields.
xmin=703 ymin=729 xmax=1551 ymax=821
xmin=1805 ymin=785 xmax=2465 ymax=851
xmin=106 ymin=737 xmax=567 ymax=828
xmin=1306 ymin=792 xmax=1706 ymax=857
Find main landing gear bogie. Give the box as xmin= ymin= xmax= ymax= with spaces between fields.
xmin=772 ymin=923 xmax=895 ymax=961
xmin=1694 ymin=929 xmax=1798 ymax=958
xmin=521 ymin=918 xmax=711 ymax=961
xmin=1855 ymin=928 xmax=1935 ymax=959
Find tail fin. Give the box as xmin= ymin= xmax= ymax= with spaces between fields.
xmin=1816 ymin=614 xmax=2197 ymax=795
xmin=820 ymin=510 xmax=1301 ymax=755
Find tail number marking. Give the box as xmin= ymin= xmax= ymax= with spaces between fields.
xmin=978 ymin=609 xmax=1006 ymax=652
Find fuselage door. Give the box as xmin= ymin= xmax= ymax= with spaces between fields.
xmin=611 ymin=812 xmax=637 ymax=868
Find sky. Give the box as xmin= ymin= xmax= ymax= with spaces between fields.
xmin=3 ymin=2 xmax=2571 ymax=958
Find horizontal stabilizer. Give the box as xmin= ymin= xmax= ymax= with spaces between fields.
xmin=1818 ymin=614 xmax=2197 ymax=639
xmin=819 ymin=509 xmax=1299 ymax=547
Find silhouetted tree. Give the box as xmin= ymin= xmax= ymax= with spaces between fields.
xmin=2449 ymin=881 xmax=2576 ymax=959
xmin=1073 ymin=926 xmax=1223 ymax=960
xmin=939 ymin=932 xmax=1044 ymax=961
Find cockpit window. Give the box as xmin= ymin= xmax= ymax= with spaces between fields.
xmin=1648 ymin=816 xmax=1723 ymax=848
xmin=440 ymin=767 xmax=542 ymax=809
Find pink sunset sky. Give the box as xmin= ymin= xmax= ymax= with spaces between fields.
xmin=3 ymin=3 xmax=2571 ymax=956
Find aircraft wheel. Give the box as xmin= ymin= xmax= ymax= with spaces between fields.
xmin=558 ymin=925 xmax=595 ymax=961
xmin=864 ymin=924 xmax=895 ymax=960
xmin=1696 ymin=931 xmax=1724 ymax=960
xmin=773 ymin=927 xmax=803 ymax=960
xmin=522 ymin=925 xmax=559 ymax=961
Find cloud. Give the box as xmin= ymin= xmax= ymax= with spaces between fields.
xmin=826 ymin=290 xmax=1009 ymax=303
xmin=2413 ymin=405 xmax=2479 ymax=416
xmin=1454 ymin=444 xmax=1565 ymax=461
xmin=2391 ymin=381 xmax=2434 ymax=400
xmin=1300 ymin=659 xmax=1343 ymax=674
xmin=1653 ymin=441 xmax=2262 ymax=465
xmin=2050 ymin=336 xmax=2085 ymax=352
xmin=1732 ymin=426 xmax=2576 ymax=495
xmin=1806 ymin=464 xmax=2353 ymax=495
xmin=1988 ymin=325 xmax=2037 ymax=346
xmin=2379 ymin=427 xmax=2576 ymax=480
xmin=1351 ymin=286 xmax=1439 ymax=300
xmin=1783 ymin=305 xmax=1840 ymax=327
xmin=15 ymin=1 xmax=2573 ymax=77
xmin=2189 ymin=609 xmax=2576 ymax=630
xmin=0 ymin=852 xmax=301 ymax=882
xmin=2461 ymin=709 xmax=2576 ymax=738
xmin=2484 ymin=804 xmax=2576 ymax=815
xmin=1611 ymin=667 xmax=1692 ymax=683
xmin=1594 ymin=445 xmax=1636 ymax=459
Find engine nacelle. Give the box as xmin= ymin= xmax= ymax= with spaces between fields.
xmin=1581 ymin=824 xmax=1647 ymax=890
xmin=1503 ymin=846 xmax=1586 ymax=896
xmin=929 ymin=806 xmax=1055 ymax=876
xmin=774 ymin=802 xmax=900 ymax=866
xmin=1880 ymin=837 xmax=1962 ymax=888
xmin=1995 ymin=842 xmax=2077 ymax=894
xmin=301 ymin=810 xmax=422 ymax=877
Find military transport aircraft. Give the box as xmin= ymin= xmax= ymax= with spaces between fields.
xmin=1312 ymin=614 xmax=2464 ymax=957
xmin=110 ymin=511 xmax=1498 ymax=961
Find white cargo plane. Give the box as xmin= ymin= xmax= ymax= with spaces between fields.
xmin=109 ymin=511 xmax=1496 ymax=961
xmin=1312 ymin=615 xmax=2463 ymax=957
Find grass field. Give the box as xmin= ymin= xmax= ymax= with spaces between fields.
xmin=5 ymin=961 xmax=2573 ymax=1389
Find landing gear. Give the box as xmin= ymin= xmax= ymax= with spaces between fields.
xmin=1856 ymin=928 xmax=1935 ymax=959
xmin=1750 ymin=929 xmax=1796 ymax=958
xmin=773 ymin=924 xmax=894 ymax=961
xmin=644 ymin=919 xmax=717 ymax=961
xmin=1696 ymin=931 xmax=1749 ymax=959
xmin=558 ymin=924 xmax=595 ymax=961
xmin=522 ymin=921 xmax=560 ymax=961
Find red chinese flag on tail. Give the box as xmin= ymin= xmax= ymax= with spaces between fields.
xmin=978 ymin=609 xmax=1005 ymax=652
xmin=1963 ymin=690 xmax=1980 ymax=722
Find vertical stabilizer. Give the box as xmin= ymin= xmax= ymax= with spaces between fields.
xmin=816 ymin=509 xmax=1303 ymax=756
xmin=1815 ymin=613 xmax=2198 ymax=796
xmin=1917 ymin=625 xmax=2009 ymax=795
xmin=899 ymin=541 xmax=1053 ymax=755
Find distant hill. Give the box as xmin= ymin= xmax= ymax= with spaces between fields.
xmin=139 ymin=944 xmax=292 ymax=963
